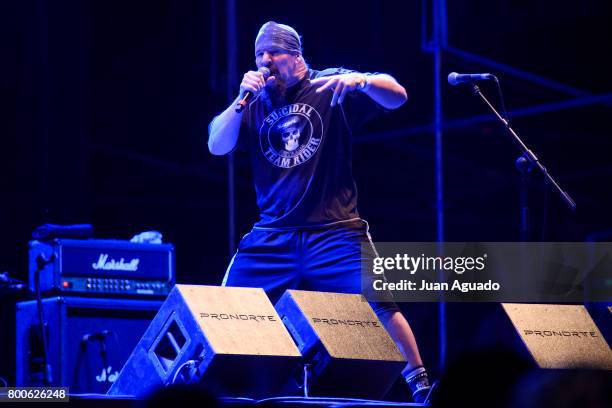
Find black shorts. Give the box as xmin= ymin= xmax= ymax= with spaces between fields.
xmin=222 ymin=218 xmax=399 ymax=316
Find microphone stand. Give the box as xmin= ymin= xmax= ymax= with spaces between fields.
xmin=98 ymin=337 xmax=109 ymax=374
xmin=470 ymin=84 xmax=576 ymax=235
xmin=516 ymin=156 xmax=532 ymax=241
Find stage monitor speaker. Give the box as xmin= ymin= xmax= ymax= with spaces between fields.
xmin=275 ymin=290 xmax=407 ymax=399
xmin=502 ymin=303 xmax=612 ymax=370
xmin=16 ymin=296 xmax=163 ymax=393
xmin=108 ymin=285 xmax=302 ymax=398
xmin=585 ymin=302 xmax=612 ymax=347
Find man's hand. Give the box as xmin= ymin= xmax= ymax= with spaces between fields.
xmin=209 ymin=70 xmax=274 ymax=156
xmin=240 ymin=70 xmax=275 ymax=98
xmin=311 ymin=73 xmax=367 ymax=106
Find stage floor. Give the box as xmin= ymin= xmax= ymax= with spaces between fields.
xmin=66 ymin=394 xmax=426 ymax=407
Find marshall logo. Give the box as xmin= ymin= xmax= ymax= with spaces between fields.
xmin=199 ymin=312 xmax=277 ymax=322
xmin=259 ymin=103 xmax=324 ymax=169
xmin=91 ymin=254 xmax=140 ymax=271
xmin=312 ymin=317 xmax=381 ymax=328
xmin=524 ymin=329 xmax=598 ymax=338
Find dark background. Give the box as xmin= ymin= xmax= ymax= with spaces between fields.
xmin=1 ymin=0 xmax=611 ymax=389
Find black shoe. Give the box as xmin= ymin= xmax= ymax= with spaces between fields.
xmin=412 ymin=385 xmax=431 ymax=403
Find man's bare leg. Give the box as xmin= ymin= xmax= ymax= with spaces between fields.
xmin=380 ymin=310 xmax=423 ymax=367
xmin=379 ymin=310 xmax=431 ymax=402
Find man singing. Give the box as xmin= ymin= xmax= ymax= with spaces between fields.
xmin=208 ymin=21 xmax=431 ymax=402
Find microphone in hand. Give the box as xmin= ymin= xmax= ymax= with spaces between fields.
xmin=236 ymin=67 xmax=271 ymax=112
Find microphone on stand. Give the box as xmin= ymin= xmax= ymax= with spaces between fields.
xmin=235 ymin=66 xmax=271 ymax=112
xmin=447 ymin=72 xmax=496 ymax=86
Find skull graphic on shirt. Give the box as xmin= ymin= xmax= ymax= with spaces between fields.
xmin=281 ymin=127 xmax=300 ymax=151
xmin=276 ymin=116 xmax=303 ymax=152
xmin=260 ymin=103 xmax=323 ymax=169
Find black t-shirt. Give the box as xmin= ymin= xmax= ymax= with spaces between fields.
xmin=238 ymin=67 xmax=383 ymax=228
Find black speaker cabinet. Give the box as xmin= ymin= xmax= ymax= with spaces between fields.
xmin=108 ymin=285 xmax=302 ymax=398
xmin=16 ymin=296 xmax=163 ymax=393
xmin=275 ymin=290 xmax=407 ymax=399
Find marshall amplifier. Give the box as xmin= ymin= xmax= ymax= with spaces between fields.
xmin=29 ymin=239 xmax=175 ymax=297
xmin=275 ymin=290 xmax=407 ymax=399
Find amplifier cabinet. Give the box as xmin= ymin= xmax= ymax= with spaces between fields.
xmin=16 ymin=296 xmax=162 ymax=393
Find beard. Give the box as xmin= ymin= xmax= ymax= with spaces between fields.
xmin=260 ymin=73 xmax=288 ymax=109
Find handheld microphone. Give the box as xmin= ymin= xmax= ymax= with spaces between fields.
xmin=447 ymin=72 xmax=496 ymax=86
xmin=235 ymin=67 xmax=271 ymax=112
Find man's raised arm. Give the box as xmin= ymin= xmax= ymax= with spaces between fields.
xmin=207 ymin=69 xmax=267 ymax=155
xmin=311 ymin=72 xmax=407 ymax=109
xmin=207 ymin=95 xmax=244 ymax=156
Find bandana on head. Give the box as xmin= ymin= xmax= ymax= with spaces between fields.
xmin=255 ymin=21 xmax=302 ymax=57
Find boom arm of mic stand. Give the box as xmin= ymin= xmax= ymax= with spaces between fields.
xmin=471 ymin=84 xmax=576 ymax=211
